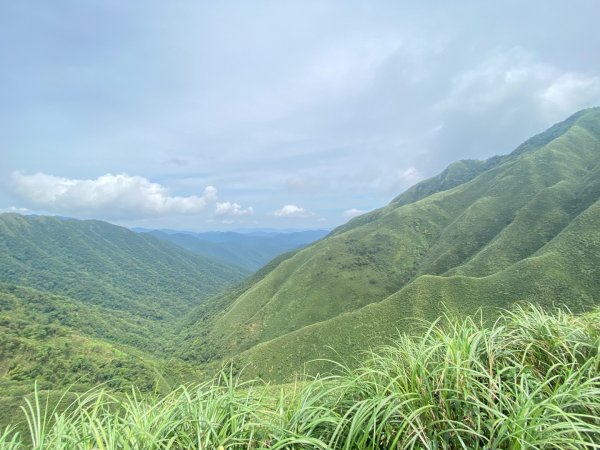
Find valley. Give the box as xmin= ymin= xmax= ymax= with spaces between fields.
xmin=1 ymin=108 xmax=600 ymax=446
xmin=0 ymin=216 xmax=328 ymax=400
xmin=3 ymin=1 xmax=600 ymax=446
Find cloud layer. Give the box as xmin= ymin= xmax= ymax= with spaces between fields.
xmin=437 ymin=48 xmax=600 ymax=120
xmin=10 ymin=172 xmax=219 ymax=218
xmin=1 ymin=2 xmax=599 ymax=229
xmin=215 ymin=201 xmax=254 ymax=217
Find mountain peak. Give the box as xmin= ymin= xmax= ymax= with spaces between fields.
xmin=510 ymin=106 xmax=600 ymax=157
xmin=178 ymin=108 xmax=600 ymax=381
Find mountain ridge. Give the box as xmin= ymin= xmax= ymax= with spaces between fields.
xmin=177 ymin=107 xmax=600 ymax=380
xmin=2 ymin=107 xmax=599 ymax=388
xmin=0 ymin=213 xmax=247 ymax=318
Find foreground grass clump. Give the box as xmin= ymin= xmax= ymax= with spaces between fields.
xmin=3 ymin=305 xmax=600 ymax=449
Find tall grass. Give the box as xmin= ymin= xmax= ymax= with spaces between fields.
xmin=2 ymin=305 xmax=599 ymax=449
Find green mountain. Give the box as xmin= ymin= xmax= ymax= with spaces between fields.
xmin=0 ymin=215 xmax=247 ymax=393
xmin=0 ymin=214 xmax=247 ymax=318
xmin=178 ymin=107 xmax=600 ymax=380
xmin=140 ymin=229 xmax=328 ymax=272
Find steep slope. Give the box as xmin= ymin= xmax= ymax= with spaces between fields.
xmin=0 ymin=214 xmax=247 ymax=318
xmin=0 ymin=281 xmax=204 ymax=438
xmin=142 ymin=229 xmax=328 ymax=272
xmin=0 ymin=284 xmax=181 ymax=392
xmin=179 ymin=107 xmax=600 ymax=380
xmin=0 ymin=216 xmax=246 ymax=393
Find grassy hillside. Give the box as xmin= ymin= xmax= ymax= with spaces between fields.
xmin=0 ymin=284 xmax=201 ymax=439
xmin=179 ymin=107 xmax=600 ymax=380
xmin=0 ymin=283 xmax=210 ymax=438
xmin=0 ymin=214 xmax=247 ymax=318
xmin=143 ymin=229 xmax=328 ymax=272
xmin=0 ymin=216 xmax=247 ymax=399
xmin=3 ymin=306 xmax=600 ymax=448
xmin=0 ymin=284 xmax=167 ymax=355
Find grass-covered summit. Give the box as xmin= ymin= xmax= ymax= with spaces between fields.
xmin=179 ymin=107 xmax=600 ymax=380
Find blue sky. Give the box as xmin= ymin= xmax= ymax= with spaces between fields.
xmin=2 ymin=1 xmax=600 ymax=230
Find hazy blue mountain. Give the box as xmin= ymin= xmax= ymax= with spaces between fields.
xmin=140 ymin=229 xmax=329 ymax=272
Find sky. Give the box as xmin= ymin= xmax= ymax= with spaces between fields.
xmin=2 ymin=1 xmax=600 ymax=230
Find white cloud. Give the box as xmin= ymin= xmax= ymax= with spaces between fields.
xmin=398 ymin=167 xmax=424 ymax=185
xmin=272 ymin=204 xmax=314 ymax=218
xmin=1 ymin=206 xmax=31 ymax=214
xmin=436 ymin=48 xmax=550 ymax=113
xmin=10 ymin=171 xmax=218 ymax=218
xmin=539 ymin=72 xmax=600 ymax=120
xmin=215 ymin=201 xmax=254 ymax=217
xmin=343 ymin=208 xmax=365 ymax=218
xmin=437 ymin=47 xmax=600 ymax=120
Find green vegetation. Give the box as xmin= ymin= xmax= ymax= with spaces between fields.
xmin=2 ymin=306 xmax=600 ymax=448
xmin=0 ymin=284 xmax=198 ymax=391
xmin=0 ymin=215 xmax=247 ymax=412
xmin=0 ymin=214 xmax=247 ymax=317
xmin=178 ymin=107 xmax=600 ymax=380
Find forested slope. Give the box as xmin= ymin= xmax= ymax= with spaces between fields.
xmin=0 ymin=216 xmax=246 ymax=395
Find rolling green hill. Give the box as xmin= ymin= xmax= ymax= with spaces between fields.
xmin=0 ymin=214 xmax=247 ymax=318
xmin=178 ymin=107 xmax=600 ymax=380
xmin=0 ymin=215 xmax=247 ymax=395
xmin=141 ymin=229 xmax=328 ymax=272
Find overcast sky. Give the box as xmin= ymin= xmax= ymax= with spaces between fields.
xmin=2 ymin=1 xmax=600 ymax=230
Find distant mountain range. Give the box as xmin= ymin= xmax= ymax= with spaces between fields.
xmin=134 ymin=228 xmax=329 ymax=272
xmin=177 ymin=107 xmax=600 ymax=381
xmin=131 ymin=227 xmax=325 ymax=235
